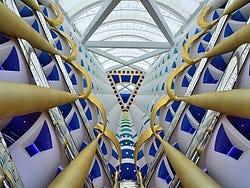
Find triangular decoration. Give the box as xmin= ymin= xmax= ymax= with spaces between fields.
xmin=108 ymin=70 xmax=144 ymax=111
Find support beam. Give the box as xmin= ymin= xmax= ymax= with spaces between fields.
xmin=86 ymin=48 xmax=127 ymax=65
xmin=85 ymin=41 xmax=171 ymax=49
xmin=141 ymin=0 xmax=175 ymax=46
xmin=126 ymin=49 xmax=169 ymax=65
xmin=81 ymin=0 xmax=121 ymax=44
xmin=107 ymin=49 xmax=168 ymax=71
xmin=107 ymin=64 xmax=145 ymax=73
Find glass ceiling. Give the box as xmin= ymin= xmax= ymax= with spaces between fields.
xmin=58 ymin=0 xmax=206 ymax=72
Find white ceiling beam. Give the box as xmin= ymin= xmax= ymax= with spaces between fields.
xmin=126 ymin=49 xmax=169 ymax=65
xmin=81 ymin=0 xmax=121 ymax=44
xmin=70 ymin=1 xmax=102 ymax=21
xmin=85 ymin=41 xmax=171 ymax=49
xmin=86 ymin=48 xmax=127 ymax=65
xmin=107 ymin=64 xmax=145 ymax=72
xmin=107 ymin=49 xmax=169 ymax=71
xmin=141 ymin=0 xmax=175 ymax=46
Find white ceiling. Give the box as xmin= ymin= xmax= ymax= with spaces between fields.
xmin=58 ymin=0 xmax=207 ymax=72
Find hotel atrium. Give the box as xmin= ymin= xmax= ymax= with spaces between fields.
xmin=0 ymin=0 xmax=250 ymax=187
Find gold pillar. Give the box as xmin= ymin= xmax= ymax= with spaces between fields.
xmin=181 ymin=89 xmax=250 ymax=119
xmin=156 ymin=134 xmax=221 ymax=188
xmin=48 ymin=134 xmax=102 ymax=188
xmin=0 ymin=82 xmax=79 ymax=119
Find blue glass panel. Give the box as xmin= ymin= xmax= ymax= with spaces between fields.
xmin=137 ymin=150 xmax=144 ymax=160
xmin=25 ymin=144 xmax=39 ymax=157
xmin=112 ymin=149 xmax=119 ymax=160
xmin=167 ymin=54 xmax=170 ymax=59
xmin=195 ymin=28 xmax=200 ymax=34
xmin=89 ymin=159 xmax=101 ymax=181
xmin=87 ymin=65 xmax=91 ymax=71
xmin=203 ymin=68 xmax=218 ymax=84
xmin=182 ymin=75 xmax=189 ymax=87
xmin=140 ymin=164 xmax=148 ymax=176
xmin=31 ymin=19 xmax=39 ymax=32
xmin=171 ymin=81 xmax=174 ymax=89
xmin=132 ymin=75 xmax=140 ymax=84
xmin=0 ymin=66 xmax=3 ymax=70
xmin=213 ymin=10 xmax=220 ymax=20
xmin=64 ymin=63 xmax=72 ymax=73
xmin=83 ymin=79 xmax=87 ymax=88
xmin=101 ymin=143 xmax=108 ymax=155
xmin=224 ymin=24 xmax=234 ymax=38
xmin=79 ymin=141 xmax=87 ymax=151
xmin=174 ymin=48 xmax=178 ymax=54
xmin=47 ymin=65 xmax=59 ymax=80
xmin=182 ymin=40 xmax=186 ymax=46
xmin=120 ymin=94 xmax=130 ymax=103
xmin=189 ymin=105 xmax=206 ymax=123
xmin=172 ymin=142 xmax=180 ymax=150
xmin=79 ymin=99 xmax=87 ymax=109
xmin=198 ymin=42 xmax=205 ymax=53
xmin=172 ymin=101 xmax=180 ymax=112
xmin=181 ymin=114 xmax=195 ymax=134
xmin=68 ymin=112 xmax=80 ymax=131
xmin=121 ymin=75 xmax=131 ymax=82
xmin=0 ymin=33 xmax=10 ymax=44
xmin=2 ymin=112 xmax=41 ymax=146
xmin=2 ymin=47 xmax=20 ymax=71
xmin=122 ymin=149 xmax=134 ymax=158
xmin=54 ymin=167 xmax=63 ymax=178
xmin=210 ymin=55 xmax=227 ymax=71
xmin=70 ymin=74 xmax=77 ymax=85
xmin=227 ymin=116 xmax=250 ymax=141
xmin=59 ymin=26 xmax=64 ymax=31
xmin=34 ymin=121 xmax=52 ymax=152
xmin=59 ymin=103 xmax=72 ymax=118
xmin=228 ymin=147 xmax=243 ymax=160
xmin=165 ymin=66 xmax=168 ymax=73
xmin=120 ymin=140 xmax=134 ymax=146
xmin=165 ymin=110 xmax=173 ymax=122
xmin=158 ymin=160 xmax=172 ymax=184
xmin=149 ymin=143 xmax=156 ymax=156
xmin=161 ymin=83 xmax=165 ymax=90
xmin=155 ymin=136 xmax=161 ymax=148
xmin=189 ymin=127 xmax=196 ymax=134
xmin=156 ymin=109 xmax=160 ymax=116
xmin=171 ymin=61 xmax=176 ymax=68
xmin=144 ymin=118 xmax=150 ymax=125
xmin=187 ymin=64 xmax=196 ymax=76
xmin=81 ymin=59 xmax=84 ymax=67
xmin=231 ymin=10 xmax=247 ymax=22
xmin=108 ymin=163 xmax=116 ymax=175
xmin=50 ymin=29 xmax=57 ymax=39
xmin=85 ymin=108 xmax=92 ymax=120
xmin=215 ymin=125 xmax=233 ymax=154
xmin=56 ymin=40 xmax=62 ymax=50
xmin=20 ymin=6 xmax=33 ymax=17
xmin=42 ymin=7 xmax=48 ymax=16
xmin=79 ymin=46 xmax=83 ymax=52
xmin=38 ymin=51 xmax=52 ymax=66
xmin=203 ymin=32 xmax=212 ymax=42
xmin=120 ymin=163 xmax=136 ymax=180
xmin=112 ymin=75 xmax=119 ymax=83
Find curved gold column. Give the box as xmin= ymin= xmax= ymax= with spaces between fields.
xmin=48 ymin=134 xmax=102 ymax=188
xmin=0 ymin=3 xmax=60 ymax=56
xmin=0 ymin=82 xmax=79 ymax=119
xmin=155 ymin=134 xmax=221 ymax=188
xmin=181 ymin=89 xmax=250 ymax=119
